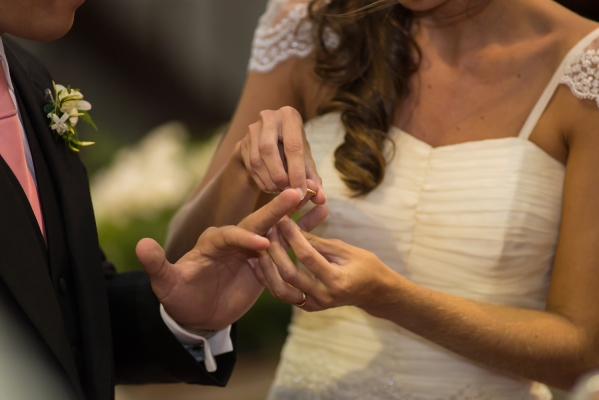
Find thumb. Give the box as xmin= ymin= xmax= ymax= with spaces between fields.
xmin=136 ymin=238 xmax=168 ymax=276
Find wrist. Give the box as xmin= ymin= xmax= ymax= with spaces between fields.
xmin=361 ymin=271 xmax=410 ymax=319
xmin=231 ymin=140 xmax=249 ymax=175
xmin=161 ymin=305 xmax=218 ymax=342
xmin=180 ymin=324 xmax=218 ymax=339
xmin=227 ymin=141 xmax=259 ymax=190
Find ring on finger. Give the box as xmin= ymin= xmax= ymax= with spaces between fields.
xmin=295 ymin=292 xmax=307 ymax=307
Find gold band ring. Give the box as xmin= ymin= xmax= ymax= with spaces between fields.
xmin=306 ymin=188 xmax=317 ymax=196
xmin=295 ymin=292 xmax=307 ymax=307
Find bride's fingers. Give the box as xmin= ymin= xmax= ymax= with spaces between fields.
xmin=305 ymin=153 xmax=326 ymax=205
xmin=277 ymin=179 xmax=321 ymax=219
xmin=257 ymin=250 xmax=306 ymax=307
xmin=248 ymin=120 xmax=279 ymax=193
xmin=241 ymin=136 xmax=268 ymax=192
xmin=267 ymin=226 xmax=327 ymax=309
xmin=277 ymin=216 xmax=333 ymax=283
xmin=257 ymin=112 xmax=287 ymax=192
xmin=248 ymin=256 xmax=273 ymax=292
xmin=280 ymin=110 xmax=308 ymax=196
xmin=261 ymin=123 xmax=294 ymax=191
xmin=296 ymin=205 xmax=329 ymax=233
xmin=294 ymin=179 xmax=320 ymax=210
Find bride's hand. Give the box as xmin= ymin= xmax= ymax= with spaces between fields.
xmin=252 ymin=216 xmax=401 ymax=312
xmin=239 ymin=106 xmax=326 ymax=204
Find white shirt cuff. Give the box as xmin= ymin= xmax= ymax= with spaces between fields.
xmin=160 ymin=305 xmax=233 ymax=372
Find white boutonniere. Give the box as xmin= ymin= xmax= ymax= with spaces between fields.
xmin=45 ymin=81 xmax=97 ymax=152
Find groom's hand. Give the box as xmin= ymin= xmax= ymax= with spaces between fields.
xmin=135 ymin=189 xmax=327 ymax=331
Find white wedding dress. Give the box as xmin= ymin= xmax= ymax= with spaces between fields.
xmin=249 ymin=1 xmax=599 ymax=398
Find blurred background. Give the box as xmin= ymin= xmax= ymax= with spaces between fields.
xmin=7 ymin=0 xmax=599 ymax=399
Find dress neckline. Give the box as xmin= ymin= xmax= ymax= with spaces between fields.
xmin=389 ymin=126 xmax=565 ymax=170
xmin=388 ymin=26 xmax=599 ymax=165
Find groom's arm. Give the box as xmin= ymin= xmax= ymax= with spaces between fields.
xmin=103 ymin=257 xmax=236 ymax=386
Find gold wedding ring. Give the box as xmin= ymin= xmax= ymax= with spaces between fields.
xmin=306 ymin=188 xmax=317 ymax=196
xmin=296 ymin=292 xmax=307 ymax=307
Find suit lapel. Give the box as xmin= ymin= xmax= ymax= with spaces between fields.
xmin=16 ymin=90 xmax=71 ymax=281
xmin=0 ymin=158 xmax=82 ymax=395
xmin=4 ymin=41 xmax=112 ymax=400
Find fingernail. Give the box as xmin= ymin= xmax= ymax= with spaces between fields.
xmin=247 ymin=258 xmax=258 ymax=269
xmin=294 ymin=187 xmax=305 ymax=200
xmin=266 ymin=227 xmax=273 ymax=236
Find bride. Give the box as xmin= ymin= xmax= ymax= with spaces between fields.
xmin=166 ymin=0 xmax=599 ymax=398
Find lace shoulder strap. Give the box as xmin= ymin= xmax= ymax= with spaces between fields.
xmin=248 ymin=0 xmax=314 ymax=73
xmin=248 ymin=0 xmax=337 ymax=73
xmin=560 ymin=30 xmax=599 ymax=107
xmin=519 ymin=27 xmax=599 ymax=140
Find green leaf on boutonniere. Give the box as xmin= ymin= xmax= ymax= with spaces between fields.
xmin=80 ymin=110 xmax=98 ymax=131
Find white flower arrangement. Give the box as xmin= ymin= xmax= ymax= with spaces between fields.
xmin=90 ymin=122 xmax=222 ymax=226
xmin=45 ymin=81 xmax=97 ymax=152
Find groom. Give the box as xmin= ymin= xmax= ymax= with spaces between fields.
xmin=0 ymin=0 xmax=314 ymax=399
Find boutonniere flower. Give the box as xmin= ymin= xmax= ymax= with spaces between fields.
xmin=44 ymin=81 xmax=97 ymax=152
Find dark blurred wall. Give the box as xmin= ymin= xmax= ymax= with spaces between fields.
xmin=557 ymin=0 xmax=599 ymax=21
xmin=11 ymin=0 xmax=268 ymax=141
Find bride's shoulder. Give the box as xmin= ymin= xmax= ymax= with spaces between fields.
xmin=535 ymin=4 xmax=599 ymax=110
xmin=555 ymin=20 xmax=599 ymax=110
xmin=544 ymin=12 xmax=599 ymax=155
xmin=246 ymin=0 xmax=336 ymax=118
xmin=248 ymin=0 xmax=333 ymax=74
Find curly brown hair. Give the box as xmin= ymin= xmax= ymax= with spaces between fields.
xmin=307 ymin=0 xmax=421 ymax=196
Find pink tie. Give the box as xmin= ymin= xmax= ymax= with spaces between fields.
xmin=0 ymin=62 xmax=45 ymax=238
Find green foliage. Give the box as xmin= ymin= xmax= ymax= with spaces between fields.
xmin=237 ymin=292 xmax=292 ymax=355
xmin=79 ymin=129 xmax=125 ymax=175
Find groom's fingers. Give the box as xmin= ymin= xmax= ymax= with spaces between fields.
xmin=200 ymin=226 xmax=270 ymax=253
xmin=136 ymin=238 xmax=177 ymax=300
xmin=136 ymin=238 xmax=169 ymax=276
xmin=249 ymin=256 xmax=274 ymax=292
xmin=238 ymin=188 xmax=302 ymax=235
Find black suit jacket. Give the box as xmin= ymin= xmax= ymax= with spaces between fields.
xmin=0 ymin=38 xmax=236 ymax=400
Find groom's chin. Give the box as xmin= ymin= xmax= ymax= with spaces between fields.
xmin=7 ymin=16 xmax=75 ymax=41
xmin=36 ymin=18 xmax=76 ymax=42
xmin=0 ymin=0 xmax=82 ymax=41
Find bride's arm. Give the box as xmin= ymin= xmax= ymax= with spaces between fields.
xmin=254 ymin=86 xmax=599 ymax=389
xmin=166 ymin=0 xmax=336 ymax=261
